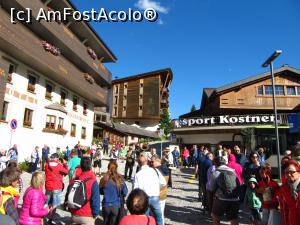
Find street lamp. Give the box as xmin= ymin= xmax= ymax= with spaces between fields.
xmin=262 ymin=50 xmax=282 ymax=182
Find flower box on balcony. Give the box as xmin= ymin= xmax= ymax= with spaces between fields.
xmin=27 ymin=83 xmax=35 ymax=93
xmin=45 ymin=92 xmax=52 ymax=100
xmin=42 ymin=40 xmax=61 ymax=56
xmin=87 ymin=47 xmax=97 ymax=60
xmin=0 ymin=114 xmax=7 ymax=123
xmin=73 ymin=105 xmax=77 ymax=111
xmin=57 ymin=128 xmax=68 ymax=135
xmin=83 ymin=73 xmax=95 ymax=84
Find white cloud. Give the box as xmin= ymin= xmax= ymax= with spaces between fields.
xmin=135 ymin=0 xmax=169 ymax=14
xmin=158 ymin=19 xmax=164 ymax=25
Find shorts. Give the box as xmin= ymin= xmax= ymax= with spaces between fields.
xmin=46 ymin=189 xmax=63 ymax=207
xmin=93 ymin=159 xmax=102 ymax=168
xmin=212 ymin=198 xmax=240 ymax=220
xmin=250 ymin=208 xmax=262 ymax=222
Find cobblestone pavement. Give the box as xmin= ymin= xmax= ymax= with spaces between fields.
xmin=20 ymin=159 xmax=251 ymax=225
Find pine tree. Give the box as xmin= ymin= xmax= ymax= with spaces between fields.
xmin=159 ymin=110 xmax=172 ymax=137
xmin=190 ymin=104 xmax=196 ymax=112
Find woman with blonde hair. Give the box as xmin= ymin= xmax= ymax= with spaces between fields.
xmin=100 ymin=161 xmax=128 ymax=225
xmin=19 ymin=172 xmax=49 ymax=225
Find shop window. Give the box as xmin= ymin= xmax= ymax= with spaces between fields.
xmin=45 ymin=83 xmax=53 ymax=100
xmin=1 ymin=101 xmax=8 ymax=121
xmin=27 ymin=74 xmax=37 ymax=93
xmin=264 ymin=85 xmax=273 ymax=95
xmin=81 ymin=127 xmax=86 ymax=139
xmin=23 ymin=108 xmax=33 ymax=127
xmin=71 ymin=124 xmax=76 ymax=137
xmin=257 ymin=86 xmax=263 ymax=95
xmin=60 ymin=90 xmax=67 ymax=106
xmin=287 ymin=86 xmax=296 ymax=95
xmin=297 ymin=87 xmax=300 ymax=95
xmin=73 ymin=96 xmax=78 ymax=111
xmin=45 ymin=115 xmax=56 ymax=129
xmin=275 ymin=85 xmax=284 ymax=95
xmin=58 ymin=117 xmax=64 ymax=129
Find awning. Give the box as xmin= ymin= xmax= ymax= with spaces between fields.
xmin=45 ymin=102 xmax=67 ymax=114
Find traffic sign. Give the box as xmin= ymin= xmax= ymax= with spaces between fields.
xmin=10 ymin=119 xmax=18 ymax=130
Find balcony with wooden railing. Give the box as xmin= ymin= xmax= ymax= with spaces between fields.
xmin=0 ymin=8 xmax=108 ymax=106
xmin=3 ymin=0 xmax=112 ymax=85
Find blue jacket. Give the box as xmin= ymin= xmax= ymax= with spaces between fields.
xmin=200 ymin=159 xmax=213 ymax=185
xmin=101 ymin=180 xmax=128 ymax=208
xmin=91 ymin=181 xmax=100 ymax=216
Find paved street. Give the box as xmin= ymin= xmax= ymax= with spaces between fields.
xmin=20 ymin=159 xmax=251 ymax=225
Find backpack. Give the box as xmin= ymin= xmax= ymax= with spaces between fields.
xmin=217 ymin=169 xmax=240 ymax=199
xmin=65 ymin=177 xmax=92 ymax=209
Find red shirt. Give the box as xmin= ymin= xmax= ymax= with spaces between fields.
xmin=45 ymin=160 xmax=68 ymax=191
xmin=119 ymin=215 xmax=156 ymax=225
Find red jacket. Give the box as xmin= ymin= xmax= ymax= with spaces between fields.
xmin=45 ymin=160 xmax=68 ymax=191
xmin=258 ymin=178 xmax=279 ymax=209
xmin=70 ymin=170 xmax=97 ymax=217
xmin=182 ymin=148 xmax=189 ymax=158
xmin=278 ymin=182 xmax=300 ymax=225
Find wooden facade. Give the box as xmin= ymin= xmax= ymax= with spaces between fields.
xmin=199 ymin=66 xmax=300 ymax=116
xmin=112 ymin=69 xmax=172 ymax=126
xmin=0 ymin=0 xmax=116 ymax=108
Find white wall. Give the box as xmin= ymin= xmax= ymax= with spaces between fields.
xmin=177 ymin=133 xmax=243 ymax=145
xmin=0 ymin=52 xmax=95 ymax=162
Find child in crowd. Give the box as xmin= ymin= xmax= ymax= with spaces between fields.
xmin=245 ymin=177 xmax=262 ymax=225
xmin=257 ymin=164 xmax=279 ymax=225
xmin=0 ymin=167 xmax=21 ymax=224
xmin=7 ymin=161 xmax=23 ymax=206
xmin=19 ymin=172 xmax=50 ymax=225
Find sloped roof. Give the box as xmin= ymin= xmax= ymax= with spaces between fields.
xmin=94 ymin=121 xmax=159 ymax=139
xmin=112 ymin=123 xmax=159 ymax=139
xmin=112 ymin=68 xmax=173 ymax=84
xmin=45 ymin=102 xmax=67 ymax=114
xmin=216 ymin=65 xmax=300 ymax=94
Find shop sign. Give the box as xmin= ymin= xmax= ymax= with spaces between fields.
xmin=177 ymin=115 xmax=276 ymax=127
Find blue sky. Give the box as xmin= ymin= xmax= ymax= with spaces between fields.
xmin=72 ymin=0 xmax=300 ymax=119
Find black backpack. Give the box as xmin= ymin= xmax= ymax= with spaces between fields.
xmin=65 ymin=177 xmax=92 ymax=209
xmin=217 ymin=169 xmax=240 ymax=199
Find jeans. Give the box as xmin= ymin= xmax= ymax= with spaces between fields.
xmin=46 ymin=189 xmax=63 ymax=207
xmin=147 ymin=196 xmax=163 ymax=225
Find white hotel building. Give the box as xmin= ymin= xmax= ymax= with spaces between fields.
xmin=0 ymin=0 xmax=116 ymax=161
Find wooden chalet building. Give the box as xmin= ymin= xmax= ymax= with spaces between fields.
xmin=111 ymin=68 xmax=173 ymax=130
xmin=173 ymin=65 xmax=300 ymax=158
xmin=0 ymin=0 xmax=116 ymax=161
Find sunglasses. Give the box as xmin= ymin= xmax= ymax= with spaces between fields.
xmin=285 ymin=170 xmax=298 ymax=176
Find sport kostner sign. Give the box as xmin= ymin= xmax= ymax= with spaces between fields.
xmin=179 ymin=115 xmax=276 ymax=127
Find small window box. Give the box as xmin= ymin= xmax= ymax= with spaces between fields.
xmin=45 ymin=92 xmax=52 ymax=100
xmin=23 ymin=121 xmax=32 ymax=128
xmin=42 ymin=127 xmax=68 ymax=136
xmin=70 ymin=131 xmax=76 ymax=137
xmin=27 ymin=83 xmax=35 ymax=93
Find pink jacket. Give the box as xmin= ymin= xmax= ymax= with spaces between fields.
xmin=227 ymin=154 xmax=243 ymax=185
xmin=19 ymin=187 xmax=48 ymax=225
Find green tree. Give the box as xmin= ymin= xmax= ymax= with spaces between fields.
xmin=190 ymin=104 xmax=196 ymax=112
xmin=159 ymin=110 xmax=172 ymax=137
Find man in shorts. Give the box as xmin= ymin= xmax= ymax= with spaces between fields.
xmin=93 ymin=148 xmax=103 ymax=176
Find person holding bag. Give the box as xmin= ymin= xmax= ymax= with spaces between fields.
xmin=100 ymin=161 xmax=128 ymax=225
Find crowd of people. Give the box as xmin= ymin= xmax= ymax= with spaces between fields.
xmin=0 ymin=139 xmax=299 ymax=225
xmin=186 ymin=143 xmax=300 ymax=225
